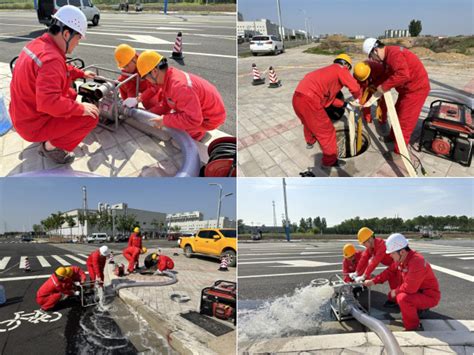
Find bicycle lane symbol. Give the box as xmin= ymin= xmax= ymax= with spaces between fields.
xmin=0 ymin=309 xmax=62 ymax=332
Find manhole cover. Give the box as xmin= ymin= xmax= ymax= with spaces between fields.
xmin=336 ymin=128 xmax=370 ymax=158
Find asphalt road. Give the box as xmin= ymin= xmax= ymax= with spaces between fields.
xmin=0 ymin=241 xmax=176 ymax=354
xmin=0 ymin=10 xmax=236 ymax=135
xmin=238 ymin=239 xmax=474 ymax=333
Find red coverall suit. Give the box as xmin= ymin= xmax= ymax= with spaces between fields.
xmin=86 ymin=250 xmax=107 ymax=282
xmin=292 ymin=63 xmax=361 ymax=166
xmin=358 ymin=61 xmax=388 ymax=123
xmin=118 ymin=66 xmax=157 ymax=110
xmin=148 ymin=67 xmax=226 ymax=141
xmin=342 ymin=250 xmax=363 ymax=283
xmin=123 ymin=232 xmax=142 ymax=273
xmin=373 ymin=250 xmax=440 ymax=330
xmin=36 ymin=273 xmax=74 ymax=311
xmin=356 ymin=238 xmax=399 ymax=296
xmin=380 ymin=46 xmax=430 ymax=154
xmin=9 ymin=33 xmax=98 ymax=152
xmin=68 ymin=266 xmax=87 ymax=285
xmin=157 ymin=255 xmax=175 ymax=272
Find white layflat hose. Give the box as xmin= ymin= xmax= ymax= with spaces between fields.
xmin=114 ymin=270 xmax=177 ymax=292
xmin=122 ymin=107 xmax=201 ymax=177
xmin=350 ymin=305 xmax=402 ymax=355
xmin=428 ymin=89 xmax=473 ymax=110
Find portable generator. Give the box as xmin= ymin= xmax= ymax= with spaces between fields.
xmin=200 ymin=280 xmax=236 ymax=324
xmin=419 ymin=100 xmax=473 ymax=166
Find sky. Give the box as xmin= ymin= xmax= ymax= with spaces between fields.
xmin=237 ymin=178 xmax=474 ymax=227
xmin=238 ymin=0 xmax=474 ymax=37
xmin=0 ymin=178 xmax=236 ymax=233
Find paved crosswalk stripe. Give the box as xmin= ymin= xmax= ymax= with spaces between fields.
xmin=51 ymin=255 xmax=70 ymax=266
xmin=428 ymin=250 xmax=474 ymax=254
xmin=459 ymin=257 xmax=474 ymax=260
xmin=439 ymin=253 xmax=474 ymax=257
xmin=431 ymin=264 xmax=474 ymax=283
xmin=78 ymin=254 xmax=88 ymax=259
xmin=19 ymin=256 xmax=27 ymax=269
xmin=0 ymin=257 xmax=11 ymax=270
xmin=37 ymin=256 xmax=51 ymax=267
xmin=66 ymin=254 xmax=86 ymax=265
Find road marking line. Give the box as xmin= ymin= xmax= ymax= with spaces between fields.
xmin=459 ymin=257 xmax=474 ymax=260
xmin=300 ymin=252 xmax=339 ymax=255
xmin=65 ymin=254 xmax=86 ymax=265
xmin=273 ymin=261 xmax=340 ymax=268
xmin=0 ymin=35 xmax=236 ymax=59
xmin=429 ymin=250 xmax=474 ymax=254
xmin=0 ymin=257 xmax=11 ymax=270
xmin=78 ymin=254 xmax=88 ymax=258
xmin=36 ymin=256 xmax=50 ymax=267
xmin=19 ymin=256 xmax=27 ymax=269
xmin=51 ymin=255 xmax=70 ymax=266
xmin=238 ymin=266 xmax=384 ymax=279
xmin=431 ymin=264 xmax=474 ymax=282
xmin=239 ymin=254 xmax=343 ymax=262
xmin=439 ymin=253 xmax=474 ymax=257
xmin=0 ymin=272 xmax=89 ymax=282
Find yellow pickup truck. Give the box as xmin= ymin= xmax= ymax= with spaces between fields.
xmin=179 ymin=228 xmax=237 ymax=267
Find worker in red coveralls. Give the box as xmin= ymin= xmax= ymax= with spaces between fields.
xmin=86 ymin=245 xmax=110 ymax=285
xmin=123 ymin=227 xmax=146 ymax=273
xmin=144 ymin=250 xmax=174 ymax=274
xmin=350 ymin=227 xmax=399 ymax=307
xmin=292 ymin=54 xmax=361 ymax=167
xmin=353 ymin=61 xmax=388 ymax=125
xmin=136 ymin=50 xmax=226 ymax=141
xmin=9 ymin=5 xmax=99 ymax=164
xmin=364 ymin=233 xmax=440 ymax=331
xmin=36 ymin=266 xmax=85 ymax=311
xmin=362 ymin=38 xmax=430 ymax=153
xmin=113 ymin=44 xmax=159 ymax=110
xmin=342 ymin=244 xmax=363 ymax=283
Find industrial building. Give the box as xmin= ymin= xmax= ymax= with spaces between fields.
xmin=384 ymin=29 xmax=410 ymax=38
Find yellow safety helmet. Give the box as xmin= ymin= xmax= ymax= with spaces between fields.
xmin=55 ymin=266 xmax=71 ymax=278
xmin=141 ymin=247 xmax=148 ymax=254
xmin=114 ymin=44 xmax=136 ymax=69
xmin=354 ymin=62 xmax=371 ymax=82
xmin=137 ymin=50 xmax=164 ymax=77
xmin=334 ymin=53 xmax=352 ymax=70
xmin=65 ymin=266 xmax=73 ymax=278
xmin=133 ymin=227 xmax=140 ymax=233
xmin=358 ymin=227 xmax=374 ymax=244
xmin=343 ymin=243 xmax=356 ymax=259
xmin=151 ymin=253 xmax=158 ymax=260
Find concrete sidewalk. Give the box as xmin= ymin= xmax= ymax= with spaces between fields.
xmin=104 ymin=248 xmax=236 ymax=355
xmin=239 ymin=319 xmax=474 ymax=354
xmin=237 ymin=44 xmax=474 ymax=177
xmin=0 ymin=62 xmax=228 ymax=177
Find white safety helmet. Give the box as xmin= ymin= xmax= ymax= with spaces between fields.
xmin=99 ymin=245 xmax=110 ymax=256
xmin=385 ymin=233 xmax=409 ymax=254
xmin=362 ymin=37 xmax=378 ymax=55
xmin=52 ymin=5 xmax=88 ymax=38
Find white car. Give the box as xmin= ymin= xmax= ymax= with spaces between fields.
xmin=250 ymin=35 xmax=284 ymax=56
xmin=37 ymin=0 xmax=101 ymax=26
xmin=87 ymin=233 xmax=108 ymax=243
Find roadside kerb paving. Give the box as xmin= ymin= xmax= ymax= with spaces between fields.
xmin=239 ymin=319 xmax=474 ymax=354
xmin=237 ymin=44 xmax=474 ymax=177
xmin=105 ymin=248 xmax=236 ymax=355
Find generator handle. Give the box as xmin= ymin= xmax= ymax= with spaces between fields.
xmin=430 ymin=99 xmax=472 ymax=113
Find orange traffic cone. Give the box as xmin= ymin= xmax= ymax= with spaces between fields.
xmin=171 ymin=32 xmax=184 ymax=60
xmin=268 ymin=66 xmax=282 ymax=88
xmin=218 ymin=256 xmax=229 ymax=272
xmin=24 ymin=257 xmax=31 ymax=272
xmin=251 ymin=63 xmax=265 ymax=86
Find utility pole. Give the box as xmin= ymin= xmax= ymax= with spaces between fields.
xmin=282 ymin=178 xmax=291 ymax=242
xmin=272 ymin=200 xmax=277 ymax=227
xmin=82 ymin=186 xmax=88 ymax=236
xmin=276 ymin=0 xmax=284 ymax=47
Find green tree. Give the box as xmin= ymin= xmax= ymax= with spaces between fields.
xmin=298 ymin=218 xmax=308 ymax=233
xmin=116 ymin=214 xmax=138 ymax=234
xmin=65 ymin=215 xmax=76 ymax=237
xmin=32 ymin=224 xmax=42 ymax=236
xmin=321 ymin=218 xmax=327 ymax=233
xmin=409 ymin=20 xmax=422 ymax=37
xmin=237 ymin=219 xmax=245 ymax=234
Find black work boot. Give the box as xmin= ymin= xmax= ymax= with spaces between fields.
xmin=383 ymin=300 xmax=399 ymax=309
xmin=38 ymin=142 xmax=75 ymax=164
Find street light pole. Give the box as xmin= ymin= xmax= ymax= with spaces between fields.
xmin=276 ymin=0 xmax=284 ymax=48
xmin=282 ymin=178 xmax=291 ymax=242
xmin=209 ymin=183 xmax=233 ymax=229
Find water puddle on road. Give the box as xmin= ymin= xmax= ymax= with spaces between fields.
xmin=67 ymin=289 xmax=176 ymax=355
xmin=238 ymin=282 xmax=334 ymax=342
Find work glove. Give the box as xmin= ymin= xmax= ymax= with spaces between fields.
xmin=74 ymin=291 xmax=80 ymax=296
xmin=123 ymin=97 xmax=139 ymax=108
xmin=355 ymin=275 xmax=366 ymax=283
xmin=363 ymin=90 xmax=383 ymax=108
xmin=349 ymin=272 xmax=358 ymax=281
xmin=74 ymin=281 xmax=81 ymax=286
